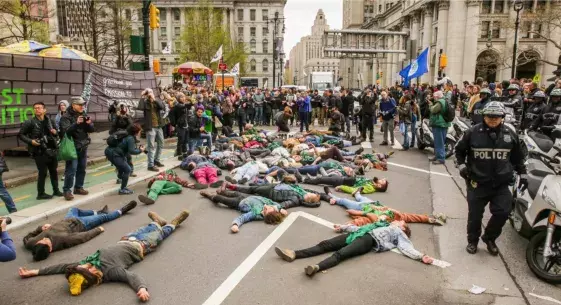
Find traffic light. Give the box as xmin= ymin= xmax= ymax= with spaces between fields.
xmin=439 ymin=54 xmax=448 ymax=69
xmin=153 ymin=59 xmax=160 ymax=75
xmin=149 ymin=4 xmax=160 ymax=30
xmin=380 ymin=71 xmax=383 ymax=78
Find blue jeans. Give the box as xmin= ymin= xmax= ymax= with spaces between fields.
xmin=188 ymin=138 xmax=202 ymax=154
xmin=295 ymin=165 xmax=320 ymax=176
xmin=254 ymin=106 xmax=263 ymax=125
xmin=432 ymin=127 xmax=447 ymax=161
xmin=410 ymin=120 xmax=417 ymax=147
xmin=107 ymin=153 xmax=131 ymax=190
xmin=402 ymin=123 xmax=411 ymax=149
xmin=64 ymin=148 xmax=87 ymax=193
xmin=332 ymin=193 xmax=375 ymax=210
xmin=65 ymin=207 xmax=121 ymax=231
xmin=123 ymin=223 xmax=174 ymax=255
xmin=201 ymin=133 xmax=212 ymax=149
xmin=0 ymin=174 xmax=16 ymax=212
xmin=146 ymin=128 xmax=164 ymax=168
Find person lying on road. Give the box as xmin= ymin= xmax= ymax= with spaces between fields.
xmin=274 ymin=220 xmax=435 ymax=277
xmin=18 ymin=210 xmax=189 ymax=302
xmin=304 ymin=175 xmax=389 ymax=193
xmin=199 ymin=192 xmax=287 ymax=233
xmin=23 ymin=201 xmax=137 ymax=261
xmin=220 ymin=182 xmax=326 ymax=208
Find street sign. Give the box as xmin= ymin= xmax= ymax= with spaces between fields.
xmin=219 ymin=63 xmax=227 ymax=71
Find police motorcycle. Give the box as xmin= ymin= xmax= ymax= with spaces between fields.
xmin=416 ymin=118 xmax=456 ymax=158
xmin=509 ymin=124 xmax=561 ymax=283
xmin=451 ymin=116 xmax=472 ymax=142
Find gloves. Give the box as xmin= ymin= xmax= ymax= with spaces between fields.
xmin=458 ymin=164 xmax=469 ymax=180
xmin=518 ymin=174 xmax=529 ymax=193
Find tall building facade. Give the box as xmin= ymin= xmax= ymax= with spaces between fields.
xmin=340 ymin=0 xmax=561 ymax=87
xmin=288 ymin=10 xmax=340 ymax=87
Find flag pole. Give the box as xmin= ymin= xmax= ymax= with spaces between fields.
xmin=221 ymin=57 xmax=225 ymax=91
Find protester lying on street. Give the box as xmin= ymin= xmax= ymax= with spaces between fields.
xmin=225 ymin=160 xmax=268 ymax=184
xmin=23 ymin=202 xmax=137 ymax=261
xmin=274 ymin=220 xmax=435 ymax=277
xmin=281 ymin=160 xmax=358 ymax=178
xmin=304 ymin=175 xmax=389 ymax=194
xmin=105 ymin=124 xmax=145 ymax=195
xmin=138 ymin=170 xmax=187 ymax=205
xmin=200 ymin=192 xmax=287 ymax=233
xmin=325 ymin=187 xmax=446 ymax=226
xmin=220 ymin=182 xmax=325 ymax=208
xmin=0 ymin=217 xmax=16 ymax=262
xmin=18 ymin=210 xmax=190 ymax=302
xmin=185 ymin=159 xmax=224 ymax=189
xmin=353 ymin=152 xmax=393 ymax=171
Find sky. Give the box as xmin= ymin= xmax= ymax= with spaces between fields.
xmin=283 ymin=0 xmax=343 ymax=56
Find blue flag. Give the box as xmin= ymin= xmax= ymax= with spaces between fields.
xmin=399 ymin=47 xmax=430 ymax=87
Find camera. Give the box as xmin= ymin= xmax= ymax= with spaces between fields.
xmin=0 ymin=216 xmax=12 ymax=225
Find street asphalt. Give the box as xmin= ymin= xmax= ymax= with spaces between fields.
xmin=0 ymin=133 xmax=559 ymax=305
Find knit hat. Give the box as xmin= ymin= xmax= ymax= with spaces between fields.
xmin=58 ymin=100 xmax=69 ymax=109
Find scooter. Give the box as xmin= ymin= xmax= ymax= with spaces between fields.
xmin=416 ymin=118 xmax=456 ymax=158
xmin=509 ymin=126 xmax=561 ymax=283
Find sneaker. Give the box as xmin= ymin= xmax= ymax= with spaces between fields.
xmin=147 ymin=166 xmax=159 ymax=172
xmin=239 ymin=178 xmax=248 ymax=184
xmin=352 ymin=186 xmax=364 ymax=197
xmin=120 ymin=200 xmax=137 ymax=214
xmin=274 ymin=247 xmax=296 ymax=262
xmin=380 ymin=141 xmax=388 ymax=146
xmin=194 ymin=183 xmax=209 ymax=189
xmin=53 ymin=190 xmax=64 ymax=197
xmin=148 ymin=211 xmax=167 ymax=226
xmin=138 ymin=194 xmax=156 ymax=205
xmin=74 ymin=188 xmax=89 ymax=195
xmin=210 ymin=181 xmax=224 ymax=188
xmin=64 ymin=192 xmax=74 ymax=201
xmin=432 ymin=160 xmax=445 ymax=165
xmin=466 ymin=243 xmax=478 ymax=254
xmin=154 ymin=161 xmax=165 ymax=167
xmin=355 ymin=147 xmax=364 ymax=155
xmin=305 ymin=265 xmax=320 ymax=277
xmin=97 ymin=205 xmax=109 ymax=214
xmin=481 ymin=236 xmax=499 ymax=256
xmin=225 ymin=176 xmax=237 ymax=184
xmin=119 ymin=188 xmax=134 ymax=195
xmin=36 ymin=193 xmax=53 ymax=200
xmin=434 ymin=213 xmax=447 ymax=223
xmin=170 ymin=210 xmax=190 ymax=227
xmin=323 ymin=186 xmax=331 ymax=196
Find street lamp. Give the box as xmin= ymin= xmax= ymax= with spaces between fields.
xmin=294 ymin=69 xmax=298 ymax=85
xmin=279 ymin=51 xmax=285 ymax=87
xmin=266 ymin=11 xmax=286 ymax=89
xmin=511 ymin=0 xmax=524 ymax=79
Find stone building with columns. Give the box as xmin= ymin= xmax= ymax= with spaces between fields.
xmin=342 ymin=0 xmax=561 ymax=87
xmin=288 ymin=10 xmax=340 ymax=86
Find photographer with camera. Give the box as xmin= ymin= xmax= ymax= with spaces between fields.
xmin=59 ymin=97 xmax=95 ymax=201
xmin=109 ymin=102 xmax=133 ymax=135
xmin=0 ymin=217 xmax=15 ymax=262
xmin=19 ymin=102 xmax=63 ymax=200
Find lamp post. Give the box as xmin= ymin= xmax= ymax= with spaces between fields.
xmin=266 ymin=12 xmax=286 ymax=89
xmin=279 ymin=51 xmax=285 ymax=87
xmin=511 ymin=0 xmax=524 ymax=79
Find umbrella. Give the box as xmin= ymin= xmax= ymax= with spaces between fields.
xmin=177 ymin=61 xmax=213 ymax=75
xmin=37 ymin=44 xmax=97 ymax=63
xmin=0 ymin=40 xmax=50 ymax=54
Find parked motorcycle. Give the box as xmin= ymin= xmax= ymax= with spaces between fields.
xmin=509 ymin=126 xmax=561 ymax=283
xmin=415 ymin=118 xmax=456 ymax=158
xmin=451 ymin=116 xmax=471 ymax=142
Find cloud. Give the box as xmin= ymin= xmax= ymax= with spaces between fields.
xmin=283 ymin=0 xmax=342 ymax=55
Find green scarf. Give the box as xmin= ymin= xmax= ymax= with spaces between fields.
xmin=353 ymin=177 xmax=372 ymax=187
xmin=321 ymin=161 xmax=345 ymax=175
xmin=300 ymin=151 xmax=315 ymax=165
xmin=244 ymin=128 xmax=258 ymax=135
xmin=346 ymin=221 xmax=389 ymax=244
xmin=79 ymin=250 xmax=102 ymax=269
xmin=288 ymin=184 xmax=307 ymax=197
xmin=325 ymin=139 xmax=340 ymax=145
xmin=250 ymin=197 xmax=279 ymax=215
xmin=267 ymin=142 xmax=282 ymax=151
xmin=362 ymin=204 xmax=393 ymax=219
xmin=362 ymin=153 xmax=379 ymax=162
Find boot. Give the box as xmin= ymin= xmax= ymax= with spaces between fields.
xmin=120 ymin=201 xmax=137 ymax=214
xmin=97 ymin=205 xmax=109 ymax=214
xmin=323 ymin=186 xmax=331 ymax=196
xmin=275 ymin=247 xmax=295 ymax=262
xmin=170 ymin=210 xmax=190 ymax=227
xmin=200 ymin=190 xmax=214 ymax=200
xmin=53 ymin=190 xmax=64 ymax=197
xmin=225 ymin=176 xmax=237 ymax=184
xmin=293 ymin=171 xmax=303 ymax=183
xmin=319 ymin=167 xmax=329 ymax=177
xmin=210 ymin=180 xmax=224 ymax=188
xmin=74 ymin=188 xmax=89 ymax=195
xmin=194 ymin=183 xmax=209 ymax=189
xmin=239 ymin=178 xmax=248 ymax=184
xmin=355 ymin=147 xmax=364 ymax=155
xmin=148 ymin=211 xmax=167 ymax=226
xmin=466 ymin=242 xmax=478 ymax=254
xmin=305 ymin=265 xmax=320 ymax=277
xmin=481 ymin=236 xmax=499 ymax=256
xmin=138 ymin=194 xmax=156 ymax=205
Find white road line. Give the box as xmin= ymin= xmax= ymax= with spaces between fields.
xmin=202 ymin=211 xmax=451 ymax=305
xmin=529 ymin=293 xmax=561 ymax=304
xmin=387 ymin=162 xmax=452 ymax=177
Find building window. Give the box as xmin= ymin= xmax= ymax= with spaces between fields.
xmin=125 ymin=9 xmax=131 ymax=20
xmin=263 ymin=27 xmax=269 ymax=36
xmin=262 ymin=59 xmax=269 ymax=72
xmin=160 ymin=8 xmax=166 ymax=21
xmin=480 ymin=21 xmax=490 ymax=38
xmin=161 ymin=27 xmax=167 ymax=37
xmin=173 ymin=8 xmax=180 ymax=21
xmin=250 ymin=9 xmax=256 ymax=21
xmin=535 ymin=23 xmax=543 ymax=36
xmin=238 ymin=27 xmax=244 ymax=39
xmin=250 ymin=39 xmax=256 ymax=53
xmin=262 ymin=9 xmax=268 ymax=21
xmin=250 ymin=27 xmax=256 ymax=37
xmin=262 ymin=39 xmax=268 ymax=53
xmin=491 ymin=21 xmax=500 ymax=38
xmin=522 ymin=21 xmax=531 ymax=38
xmin=250 ymin=59 xmax=256 ymax=72
xmin=161 ymin=42 xmax=168 ymax=50
xmin=174 ymin=27 xmax=181 ymax=37
xmin=175 ymin=41 xmax=181 ymax=51
xmin=494 ymin=0 xmax=504 ymax=13
xmin=481 ymin=0 xmax=491 ymax=14
xmin=378 ymin=4 xmax=382 ymax=13
xmin=237 ymin=9 xmax=243 ymax=21
xmin=263 ymin=78 xmax=268 ymax=87
xmin=433 ymin=27 xmax=438 ymax=44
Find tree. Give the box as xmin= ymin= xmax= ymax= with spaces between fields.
xmin=0 ymin=0 xmax=51 ymax=45
xmin=179 ymin=0 xmax=248 ymax=75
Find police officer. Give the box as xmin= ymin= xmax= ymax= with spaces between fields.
xmin=503 ymin=84 xmax=522 ymax=110
xmin=522 ymin=90 xmax=547 ymax=131
xmin=470 ymin=88 xmax=492 ymax=125
xmin=530 ymin=88 xmax=561 ymax=137
xmin=361 ymin=89 xmax=376 ymax=142
xmin=455 ymin=102 xmax=528 ymax=255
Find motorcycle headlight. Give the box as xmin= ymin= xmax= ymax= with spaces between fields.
xmin=542 ymin=186 xmax=557 ymax=207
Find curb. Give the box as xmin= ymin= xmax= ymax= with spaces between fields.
xmin=4 ymin=138 xmax=178 ymax=189
xmin=7 ymin=158 xmax=180 ymax=231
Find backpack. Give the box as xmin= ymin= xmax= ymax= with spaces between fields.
xmin=106 ymin=130 xmax=128 ymax=147
xmin=442 ymin=100 xmax=455 ymax=122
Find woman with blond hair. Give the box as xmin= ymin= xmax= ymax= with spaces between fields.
xmin=467 ymin=85 xmax=481 ymax=114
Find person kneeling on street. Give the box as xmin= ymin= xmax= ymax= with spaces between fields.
xmin=200 ymin=192 xmax=287 ymax=233
xmin=274 ymin=220 xmax=435 ymax=277
xmin=275 ymin=106 xmax=292 ymax=132
xmin=18 ymin=210 xmax=189 ymax=302
xmin=23 ymin=202 xmax=137 ymax=261
xmin=105 ymin=124 xmax=145 ymax=195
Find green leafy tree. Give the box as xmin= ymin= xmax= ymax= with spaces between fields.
xmin=0 ymin=0 xmax=51 ymax=45
xmin=179 ymin=0 xmax=247 ymax=75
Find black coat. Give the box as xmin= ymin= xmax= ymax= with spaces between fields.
xmin=188 ymin=115 xmax=205 ymax=138
xmin=18 ymin=116 xmax=58 ymax=156
xmin=109 ymin=115 xmax=133 ymax=135
xmin=59 ymin=108 xmax=94 ymax=150
xmin=341 ymin=95 xmax=354 ymax=116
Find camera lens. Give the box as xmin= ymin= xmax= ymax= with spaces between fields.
xmin=1 ymin=217 xmax=12 ymax=225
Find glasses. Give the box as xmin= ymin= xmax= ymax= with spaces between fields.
xmin=485 ymin=115 xmax=503 ymax=119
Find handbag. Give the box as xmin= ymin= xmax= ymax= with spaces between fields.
xmin=57 ymin=134 xmax=78 ymax=161
xmin=214 ymin=116 xmax=223 ymax=128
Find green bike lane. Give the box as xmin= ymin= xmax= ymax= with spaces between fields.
xmin=0 ymin=148 xmax=176 ymax=216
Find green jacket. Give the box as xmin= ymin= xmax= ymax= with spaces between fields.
xmin=429 ymin=98 xmax=451 ymax=128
